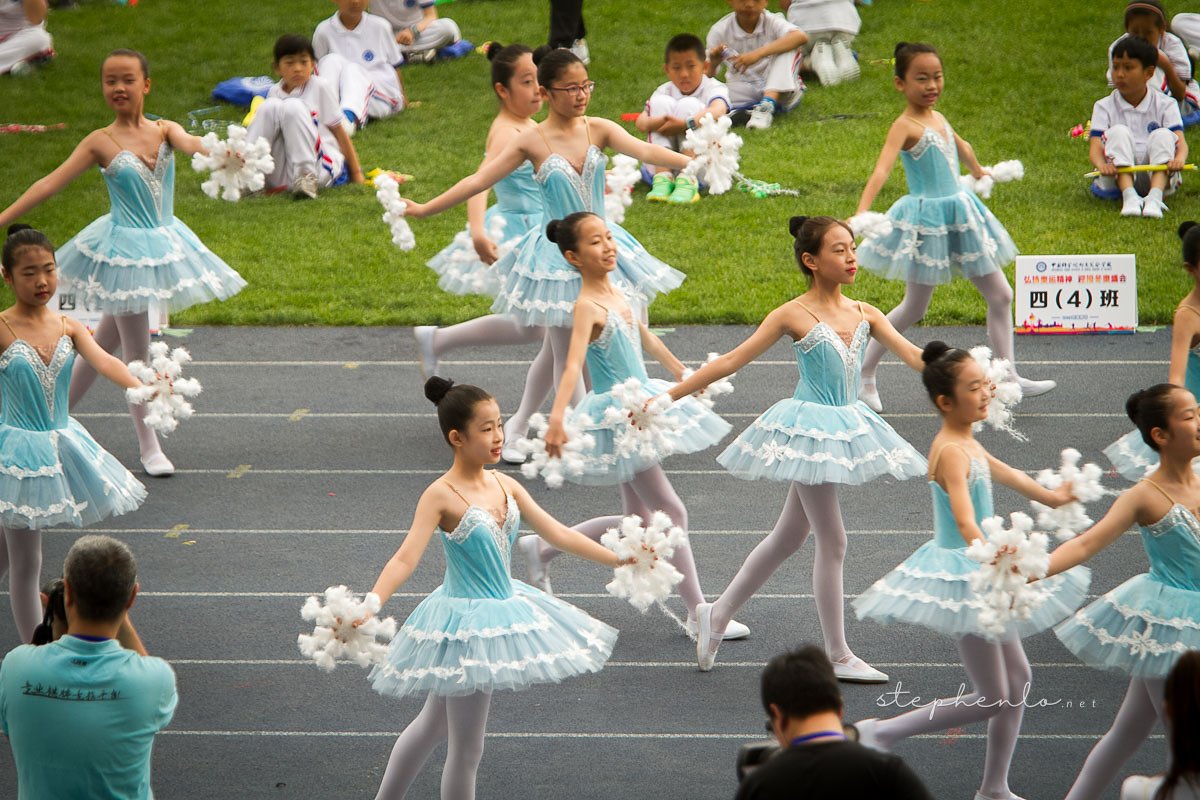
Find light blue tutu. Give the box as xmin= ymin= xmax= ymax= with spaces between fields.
xmin=57 ymin=144 xmax=247 ymax=315
xmin=717 ymin=320 xmax=925 ymax=485
xmin=563 ymin=307 xmax=730 ymax=486
xmin=491 ymin=144 xmax=684 ymax=327
xmin=1056 ymin=503 xmax=1200 ymax=679
xmin=857 ymin=121 xmax=1017 ymax=287
xmin=1105 ymin=346 xmax=1200 ymax=481
xmin=0 ymin=336 xmax=146 ymax=529
xmin=856 ymin=458 xmax=1090 ymax=641
xmin=427 ymin=162 xmax=543 ymax=298
xmin=370 ymin=496 xmax=616 ymax=697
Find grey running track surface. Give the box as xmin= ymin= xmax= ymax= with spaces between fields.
xmin=0 ymin=325 xmax=1173 ymax=799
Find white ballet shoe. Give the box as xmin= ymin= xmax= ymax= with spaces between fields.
xmin=695 ymin=602 xmax=720 ymax=672
xmin=502 ymin=419 xmax=528 ymax=464
xmin=140 ymin=452 xmax=174 ymax=477
xmin=831 ymin=654 xmax=889 ymax=683
xmin=859 ymin=380 xmax=883 ymax=413
xmin=854 ymin=718 xmax=889 ymax=752
xmin=973 ymin=792 xmax=1027 ymax=800
xmin=413 ymin=326 xmax=439 ymax=379
xmin=685 ymin=615 xmax=750 ymax=641
xmin=517 ymin=535 xmax=552 ymax=594
xmin=1015 ymin=376 xmax=1056 ymax=397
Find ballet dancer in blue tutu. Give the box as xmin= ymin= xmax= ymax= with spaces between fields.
xmin=1044 ymin=383 xmax=1200 ymax=800
xmin=853 ymin=341 xmax=1087 ymax=800
xmin=853 ymin=41 xmax=1054 ymax=412
xmin=0 ymin=225 xmax=149 ymax=643
xmin=665 ymin=216 xmax=929 ymax=682
xmin=0 ymin=50 xmax=246 ymax=478
xmin=1106 ymin=222 xmax=1200 ymax=480
xmin=364 ymin=375 xmax=624 ymax=800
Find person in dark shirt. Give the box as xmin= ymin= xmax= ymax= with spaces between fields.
xmin=735 ymin=644 xmax=933 ymax=800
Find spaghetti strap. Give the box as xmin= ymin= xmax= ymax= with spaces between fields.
xmin=1178 ymin=303 xmax=1200 ymax=321
xmin=535 ymin=123 xmax=552 ymax=153
xmin=490 ymin=472 xmax=507 ymax=498
xmin=856 ymin=301 xmax=866 ymax=321
xmin=792 ymin=299 xmax=820 ymax=324
xmin=443 ymin=480 xmax=472 ymax=509
xmin=101 ymin=127 xmax=123 ymax=148
xmin=60 ymin=315 xmax=67 ymax=336
xmin=157 ymin=119 xmax=168 ymax=143
xmin=584 ymin=116 xmax=592 ymax=146
xmin=0 ymin=315 xmax=16 ymax=339
xmin=928 ymin=442 xmax=974 ymax=480
xmin=1141 ymin=477 xmax=1177 ymax=505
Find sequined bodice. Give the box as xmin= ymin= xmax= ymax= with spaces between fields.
xmin=586 ymin=308 xmax=648 ymax=393
xmin=791 ymin=321 xmax=870 ymax=406
xmin=437 ymin=495 xmax=520 ymax=599
xmin=930 ymin=458 xmax=994 ymax=550
xmin=100 ymin=143 xmax=175 ymax=228
xmin=899 ymin=122 xmax=962 ymax=199
xmin=1139 ymin=505 xmax=1200 ymax=591
xmin=494 ymin=161 xmax=543 ymax=217
xmin=0 ymin=336 xmax=75 ymax=431
xmin=534 ymin=145 xmax=606 ymax=217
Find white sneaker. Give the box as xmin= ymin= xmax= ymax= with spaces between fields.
xmin=413 ymin=325 xmax=439 ymax=378
xmin=695 ymin=602 xmax=719 ymax=671
xmin=831 ymin=38 xmax=860 ymax=82
xmin=854 ymin=718 xmax=889 ymax=752
xmin=831 ymin=654 xmax=889 ymax=683
xmin=517 ymin=536 xmax=552 ymax=594
xmin=1016 ymin=376 xmax=1056 ymax=397
xmin=141 ymin=452 xmax=175 ymax=477
xmin=570 ymin=38 xmax=590 ymax=65
xmin=1142 ymin=197 xmax=1168 ymax=218
xmin=811 ymin=40 xmax=840 ymax=86
xmin=746 ymin=100 xmax=775 ymax=130
xmin=291 ymin=172 xmax=318 ymax=200
xmin=419 ymin=48 xmax=438 ymax=64
xmin=685 ymin=615 xmax=750 ymax=641
xmin=859 ymin=380 xmax=883 ymax=413
xmin=1121 ymin=194 xmax=1144 ymax=217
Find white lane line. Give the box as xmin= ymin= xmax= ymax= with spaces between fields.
xmin=167 ymin=658 xmax=1094 ymax=668
xmin=103 ymin=464 xmax=1126 ymax=476
xmin=188 ymin=359 xmax=1166 ymax=367
xmin=85 ymin=527 xmax=935 ymax=535
xmin=70 ymin=411 xmax=1129 ymax=420
xmin=157 ymin=730 xmax=1161 ymax=741
xmin=96 ymin=591 xmax=1119 ymax=601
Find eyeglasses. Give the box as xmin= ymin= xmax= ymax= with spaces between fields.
xmin=547 ymin=81 xmax=596 ymax=97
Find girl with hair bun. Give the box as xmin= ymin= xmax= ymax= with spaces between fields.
xmin=854 ymin=340 xmax=1087 ymax=800
xmin=853 ymin=41 xmax=1055 ymax=412
xmin=1106 ymin=220 xmax=1200 ymax=480
xmin=1037 ymin=383 xmax=1200 ymax=799
xmin=362 ymin=374 xmax=625 ymax=800
xmin=662 ymin=215 xmax=928 ymax=680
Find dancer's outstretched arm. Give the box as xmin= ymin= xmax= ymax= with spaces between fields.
xmin=544 ymin=301 xmax=605 ymax=456
xmin=1045 ymin=487 xmax=1144 ymax=577
xmin=638 ymin=322 xmax=686 ymax=381
xmin=68 ymin=318 xmax=141 ymax=390
xmin=367 ymin=485 xmax=444 ymax=604
xmin=590 ymin=117 xmax=691 ymax=171
xmin=500 ymin=474 xmax=620 ymax=567
xmin=862 ymin=304 xmax=924 ymax=370
xmin=667 ymin=303 xmax=793 ymax=400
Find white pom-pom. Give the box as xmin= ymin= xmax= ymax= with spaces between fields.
xmin=970 ymin=345 xmax=1025 ymax=440
xmin=960 ymin=160 xmax=1024 ymax=199
xmin=1030 ymin=448 xmax=1108 ymax=540
xmin=191 ymin=124 xmax=274 ymax=202
xmin=965 ymin=512 xmax=1052 ymax=637
xmin=680 ymin=114 xmax=743 ymax=195
xmin=678 ymin=353 xmax=735 ymax=410
xmin=517 ymin=412 xmax=597 ymax=488
xmin=297 ymin=586 xmax=397 ymax=672
xmin=846 ymin=211 xmax=893 ymax=240
xmin=604 ymin=154 xmax=640 ymax=225
xmin=124 ymin=346 xmax=203 ymax=435
xmin=600 ymin=512 xmax=688 ymax=612
xmin=374 ymin=174 xmax=416 ymax=252
xmin=601 ymin=379 xmax=681 ymax=461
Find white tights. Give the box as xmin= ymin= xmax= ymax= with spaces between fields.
xmin=0 ymin=527 xmax=42 ymax=643
xmin=873 ymin=635 xmax=1030 ymax=799
xmin=68 ymin=312 xmax=165 ymax=461
xmin=706 ymin=482 xmax=853 ymax=660
xmin=1063 ymin=677 xmax=1166 ymax=800
xmin=861 ymin=272 xmax=1018 ymax=383
xmin=540 ymin=465 xmax=705 ymax=613
xmin=374 ymin=691 xmax=493 ymax=800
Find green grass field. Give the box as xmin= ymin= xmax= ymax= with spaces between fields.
xmin=1 ymin=0 xmax=1195 ymax=326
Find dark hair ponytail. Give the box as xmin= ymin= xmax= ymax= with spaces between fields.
xmin=894 ymin=41 xmax=939 ymax=79
xmin=2 ymin=224 xmax=55 ymax=273
xmin=1180 ymin=221 xmax=1200 ymax=268
xmin=1127 ymin=383 xmax=1181 ymax=451
xmin=425 ymin=377 xmax=494 ymax=445
xmin=486 ymin=42 xmax=534 ymax=93
xmin=545 ymin=212 xmax=599 ymax=255
xmin=788 ymin=215 xmax=853 ymax=281
xmin=920 ymin=340 xmax=973 ymax=406
xmin=1157 ymin=650 xmax=1200 ymax=800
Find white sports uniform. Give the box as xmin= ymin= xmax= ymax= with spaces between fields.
xmin=706 ymin=11 xmax=803 ymax=109
xmin=369 ymin=0 xmax=461 ymax=56
xmin=313 ymin=11 xmax=405 ymax=122
xmin=785 ymin=0 xmax=859 ymax=54
xmin=1173 ymin=13 xmax=1200 ymax=54
xmin=642 ymin=76 xmax=730 ymax=150
xmin=1107 ymin=32 xmax=1200 ymax=119
xmin=0 ymin=0 xmax=52 ymax=75
xmin=1091 ymin=88 xmax=1184 ymax=195
xmin=247 ymin=75 xmax=347 ymax=189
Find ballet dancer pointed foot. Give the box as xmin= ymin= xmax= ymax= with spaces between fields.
xmin=517 ymin=535 xmax=552 ymax=594
xmin=859 ymin=377 xmax=883 ymax=413
xmin=685 ymin=614 xmax=750 ymax=641
xmin=413 ymin=326 xmax=439 ymax=379
xmin=695 ymin=602 xmax=720 ymax=671
xmin=831 ymin=653 xmax=889 ymax=683
xmin=853 ymin=718 xmax=888 ymax=752
xmin=140 ymin=451 xmax=174 ymax=477
xmin=1015 ymin=375 xmax=1056 ymax=397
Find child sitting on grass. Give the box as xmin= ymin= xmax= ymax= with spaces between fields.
xmin=1091 ymin=35 xmax=1188 ymax=218
xmin=313 ymin=0 xmax=406 ymax=130
xmin=636 ymin=33 xmax=730 ymax=205
xmin=706 ymin=0 xmax=807 ymax=130
xmin=368 ymin=0 xmax=461 ymax=64
xmin=1106 ymin=0 xmax=1200 ymax=125
xmin=246 ymin=34 xmax=364 ymax=199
